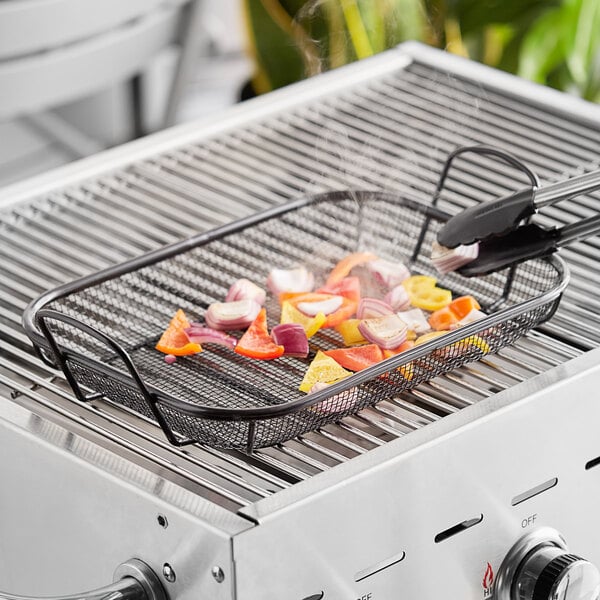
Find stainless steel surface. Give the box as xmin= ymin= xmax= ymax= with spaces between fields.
xmin=0 ymin=400 xmax=243 ymax=600
xmin=535 ymin=169 xmax=600 ymax=208
xmin=1 ymin=42 xmax=600 ymax=600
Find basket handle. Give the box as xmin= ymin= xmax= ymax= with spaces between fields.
xmin=35 ymin=308 xmax=190 ymax=446
xmin=431 ymin=144 xmax=540 ymax=208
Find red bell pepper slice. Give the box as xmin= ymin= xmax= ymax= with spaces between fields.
xmin=316 ymin=276 xmax=361 ymax=304
xmin=324 ymin=344 xmax=384 ymax=371
xmin=234 ymin=308 xmax=284 ymax=360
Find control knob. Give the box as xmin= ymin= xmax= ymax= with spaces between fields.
xmin=494 ymin=527 xmax=600 ymax=600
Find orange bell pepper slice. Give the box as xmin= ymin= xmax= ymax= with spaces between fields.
xmin=235 ymin=308 xmax=284 ymax=360
xmin=287 ymin=292 xmax=357 ymax=329
xmin=327 ymin=252 xmax=378 ymax=285
xmin=448 ymin=295 xmax=481 ymax=319
xmin=428 ymin=306 xmax=459 ymax=331
xmin=156 ymin=309 xmax=202 ymax=356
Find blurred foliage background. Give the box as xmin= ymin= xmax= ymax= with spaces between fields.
xmin=242 ymin=0 xmax=600 ymax=102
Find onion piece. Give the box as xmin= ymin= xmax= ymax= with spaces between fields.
xmin=205 ymin=299 xmax=261 ymax=330
xmin=366 ymin=259 xmax=411 ymax=289
xmin=185 ymin=325 xmax=237 ymax=349
xmin=225 ymin=278 xmax=266 ymax=305
xmin=297 ymin=295 xmax=343 ymax=316
xmin=164 ymin=354 xmax=177 ymax=364
xmin=431 ymin=241 xmax=479 ymax=274
xmin=358 ymin=314 xmax=408 ymax=349
xmin=396 ymin=308 xmax=431 ymax=334
xmin=267 ymin=266 xmax=314 ymax=295
xmin=357 ymin=297 xmax=394 ymax=319
xmin=271 ymin=323 xmax=309 ymax=358
xmin=457 ymin=308 xmax=487 ymax=326
xmin=384 ymin=285 xmax=411 ymax=311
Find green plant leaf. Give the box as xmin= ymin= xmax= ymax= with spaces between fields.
xmin=518 ymin=6 xmax=567 ymax=83
xmin=449 ymin=0 xmax=560 ymax=34
xmin=563 ymin=0 xmax=600 ymax=93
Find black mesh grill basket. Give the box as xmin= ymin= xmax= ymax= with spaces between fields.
xmin=23 ymin=191 xmax=569 ymax=451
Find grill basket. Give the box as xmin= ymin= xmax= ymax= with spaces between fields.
xmin=23 ymin=191 xmax=568 ymax=451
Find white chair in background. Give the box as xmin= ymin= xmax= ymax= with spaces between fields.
xmin=0 ymin=0 xmax=204 ymax=158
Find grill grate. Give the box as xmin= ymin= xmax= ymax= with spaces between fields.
xmin=0 ymin=50 xmax=598 ymax=509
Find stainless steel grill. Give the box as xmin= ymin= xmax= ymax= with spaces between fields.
xmin=1 ymin=43 xmax=600 ymax=600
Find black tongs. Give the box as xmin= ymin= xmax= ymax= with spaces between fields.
xmin=437 ymin=168 xmax=600 ymax=276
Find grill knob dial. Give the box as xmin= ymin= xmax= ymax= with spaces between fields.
xmin=495 ymin=528 xmax=600 ymax=600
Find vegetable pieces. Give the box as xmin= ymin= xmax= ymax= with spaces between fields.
xmin=280 ymin=301 xmax=326 ymax=338
xmin=299 ymin=351 xmax=351 ymax=392
xmin=428 ymin=296 xmax=481 ymax=331
xmin=286 ymin=292 xmax=357 ymax=328
xmin=358 ymin=314 xmax=408 ymax=350
xmin=235 ymin=309 xmax=285 ymax=360
xmin=156 ymin=309 xmax=202 ymax=356
xmin=402 ymin=275 xmax=452 ymax=311
xmin=205 ymin=299 xmax=261 ymax=330
xmin=324 ymin=344 xmax=383 ymax=371
xmin=271 ymin=323 xmax=309 ymax=358
xmin=157 ymin=248 xmax=490 ymax=401
xmin=326 ymin=252 xmax=378 ymax=285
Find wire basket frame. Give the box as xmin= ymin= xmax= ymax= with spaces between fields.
xmin=24 ymin=191 xmax=569 ymax=451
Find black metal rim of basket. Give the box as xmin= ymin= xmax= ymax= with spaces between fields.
xmin=21 ymin=146 xmax=570 ymax=450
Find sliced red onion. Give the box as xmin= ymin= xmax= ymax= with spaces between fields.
xmin=271 ymin=323 xmax=309 ymax=357
xmin=366 ymin=259 xmax=411 ymax=289
xmin=431 ymin=241 xmax=479 ymax=274
xmin=358 ymin=314 xmax=408 ymax=349
xmin=457 ymin=308 xmax=487 ymax=326
xmin=384 ymin=285 xmax=411 ymax=311
xmin=205 ymin=299 xmax=261 ymax=330
xmin=357 ymin=297 xmax=394 ymax=319
xmin=297 ymin=295 xmax=343 ymax=316
xmin=225 ymin=278 xmax=266 ymax=305
xmin=164 ymin=354 xmax=177 ymax=364
xmin=185 ymin=325 xmax=237 ymax=349
xmin=397 ymin=308 xmax=430 ymax=334
xmin=267 ymin=266 xmax=315 ymax=295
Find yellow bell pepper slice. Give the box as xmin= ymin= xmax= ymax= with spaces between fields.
xmin=335 ymin=319 xmax=367 ymax=346
xmin=403 ymin=275 xmax=452 ymax=311
xmin=280 ymin=301 xmax=326 ymax=338
xmin=299 ymin=351 xmax=352 ymax=392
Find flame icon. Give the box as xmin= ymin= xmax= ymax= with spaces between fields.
xmin=483 ymin=562 xmax=494 ymax=590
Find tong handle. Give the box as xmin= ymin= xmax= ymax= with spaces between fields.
xmin=438 ymin=168 xmax=600 ymax=249
xmin=535 ymin=168 xmax=600 ymax=208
